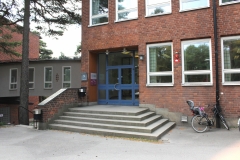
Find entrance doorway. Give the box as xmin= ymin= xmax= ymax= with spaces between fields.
xmin=98 ymin=50 xmax=139 ymax=106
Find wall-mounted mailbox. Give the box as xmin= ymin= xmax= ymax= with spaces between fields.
xmin=81 ymin=73 xmax=88 ymax=81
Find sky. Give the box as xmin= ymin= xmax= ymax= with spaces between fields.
xmin=41 ymin=25 xmax=82 ymax=58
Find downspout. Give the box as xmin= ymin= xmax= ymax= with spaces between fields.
xmin=213 ymin=0 xmax=220 ymax=128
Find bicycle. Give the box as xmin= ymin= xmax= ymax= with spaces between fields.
xmin=186 ymin=100 xmax=229 ymax=133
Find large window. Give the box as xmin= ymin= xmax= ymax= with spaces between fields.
xmin=147 ymin=43 xmax=173 ymax=86
xmin=29 ymin=68 xmax=35 ymax=89
xmin=220 ymin=0 xmax=240 ymax=5
xmin=44 ymin=67 xmax=53 ymax=89
xmin=221 ymin=36 xmax=240 ymax=85
xmin=182 ymin=39 xmax=212 ymax=86
xmin=63 ymin=66 xmax=71 ymax=88
xmin=90 ymin=0 xmax=108 ymax=26
xmin=116 ymin=0 xmax=138 ymax=21
xmin=9 ymin=68 xmax=17 ymax=90
xmin=145 ymin=0 xmax=171 ymax=17
xmin=179 ymin=0 xmax=209 ymax=11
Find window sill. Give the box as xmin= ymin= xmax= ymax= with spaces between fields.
xmin=146 ymin=83 xmax=174 ymax=87
xmin=182 ymin=83 xmax=213 ymax=87
xmin=179 ymin=6 xmax=210 ymax=13
xmin=88 ymin=22 xmax=109 ymax=27
xmin=220 ymin=1 xmax=240 ymax=6
xmin=145 ymin=12 xmax=171 ymax=18
xmin=222 ymin=82 xmax=240 ymax=86
xmin=115 ymin=18 xmax=138 ymax=23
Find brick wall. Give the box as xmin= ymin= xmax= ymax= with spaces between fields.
xmin=37 ymin=88 xmax=79 ymax=123
xmin=82 ymin=0 xmax=240 ymax=119
xmin=0 ymin=96 xmax=39 ymax=125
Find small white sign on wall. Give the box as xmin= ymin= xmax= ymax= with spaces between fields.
xmin=0 ymin=114 xmax=3 ymax=117
xmin=91 ymin=73 xmax=97 ymax=80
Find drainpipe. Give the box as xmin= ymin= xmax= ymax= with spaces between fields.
xmin=213 ymin=0 xmax=220 ymax=128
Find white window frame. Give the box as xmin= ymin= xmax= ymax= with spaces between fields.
xmin=89 ymin=0 xmax=109 ymax=26
xmin=62 ymin=66 xmax=71 ymax=88
xmin=9 ymin=68 xmax=18 ymax=90
xmin=147 ymin=42 xmax=174 ymax=86
xmin=181 ymin=39 xmax=213 ymax=86
xmin=29 ymin=67 xmax=35 ymax=89
xmin=145 ymin=0 xmax=172 ymax=17
xmin=179 ymin=0 xmax=209 ymax=12
xmin=115 ymin=0 xmax=138 ymax=22
xmin=44 ymin=66 xmax=53 ymax=89
xmin=221 ymin=36 xmax=240 ymax=85
xmin=220 ymin=0 xmax=240 ymax=6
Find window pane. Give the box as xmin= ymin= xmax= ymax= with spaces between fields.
xmin=11 ymin=69 xmax=17 ymax=83
xmin=222 ymin=0 xmax=240 ymax=3
xmin=108 ymin=52 xmax=133 ymax=66
xmin=99 ymin=54 xmax=106 ymax=84
xmin=149 ymin=45 xmax=172 ymax=72
xmin=45 ymin=68 xmax=52 ymax=81
xmin=135 ymin=89 xmax=139 ymax=100
xmin=118 ymin=0 xmax=137 ymax=10
xmin=63 ymin=83 xmax=70 ymax=88
xmin=29 ymin=83 xmax=34 ymax=89
xmin=224 ymin=73 xmax=240 ymax=82
xmin=148 ymin=0 xmax=170 ymax=5
xmin=122 ymin=89 xmax=132 ymax=100
xmin=10 ymin=84 xmax=17 ymax=89
xmin=99 ymin=90 xmax=106 ymax=99
xmin=185 ymin=74 xmax=210 ymax=82
xmin=223 ymin=38 xmax=240 ymax=69
xmin=181 ymin=0 xmax=208 ymax=10
xmin=118 ymin=10 xmax=137 ymax=20
xmin=29 ymin=68 xmax=34 ymax=82
xmin=45 ymin=83 xmax=52 ymax=88
xmin=147 ymin=5 xmax=171 ymax=15
xmin=109 ymin=90 xmax=118 ymax=100
xmin=92 ymin=16 xmax=108 ymax=25
xmin=92 ymin=0 xmax=108 ymax=16
xmin=64 ymin=67 xmax=70 ymax=81
xmin=184 ymin=42 xmax=210 ymax=71
xmin=150 ymin=76 xmax=172 ymax=83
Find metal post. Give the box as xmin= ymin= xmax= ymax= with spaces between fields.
xmin=213 ymin=0 xmax=220 ymax=128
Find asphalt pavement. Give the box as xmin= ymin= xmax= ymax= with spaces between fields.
xmin=0 ymin=125 xmax=240 ymax=160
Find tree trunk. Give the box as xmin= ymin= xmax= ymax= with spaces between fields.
xmin=19 ymin=0 xmax=30 ymax=125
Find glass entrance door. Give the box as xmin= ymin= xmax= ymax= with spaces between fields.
xmin=98 ymin=51 xmax=139 ymax=106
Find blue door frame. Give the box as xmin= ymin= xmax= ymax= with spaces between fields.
xmin=98 ymin=51 xmax=139 ymax=106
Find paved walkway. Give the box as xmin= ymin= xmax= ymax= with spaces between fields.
xmin=0 ymin=125 xmax=240 ymax=160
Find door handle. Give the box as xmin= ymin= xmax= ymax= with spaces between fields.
xmin=114 ymin=83 xmax=119 ymax=90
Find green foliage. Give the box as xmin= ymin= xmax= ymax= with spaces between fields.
xmin=58 ymin=52 xmax=71 ymax=60
xmin=184 ymin=44 xmax=210 ymax=71
xmin=39 ymin=40 xmax=53 ymax=60
xmin=152 ymin=7 xmax=164 ymax=15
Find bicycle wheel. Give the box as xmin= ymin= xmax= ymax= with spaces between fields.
xmin=219 ymin=114 xmax=229 ymax=130
xmin=191 ymin=115 xmax=208 ymax=133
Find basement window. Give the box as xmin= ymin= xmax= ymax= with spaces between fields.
xmin=221 ymin=36 xmax=240 ymax=85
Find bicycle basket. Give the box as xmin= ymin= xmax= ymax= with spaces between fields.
xmin=186 ymin=100 xmax=194 ymax=110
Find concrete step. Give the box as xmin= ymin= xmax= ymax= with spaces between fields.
xmin=58 ymin=115 xmax=162 ymax=127
xmin=49 ymin=122 xmax=176 ymax=140
xmin=52 ymin=118 xmax=169 ymax=133
xmin=68 ymin=107 xmax=149 ymax=116
xmin=63 ymin=111 xmax=155 ymax=121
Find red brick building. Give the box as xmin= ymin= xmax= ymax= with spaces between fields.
xmin=0 ymin=26 xmax=40 ymax=124
xmin=81 ymin=0 xmax=240 ymax=126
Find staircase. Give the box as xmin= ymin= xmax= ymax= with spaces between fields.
xmin=49 ymin=105 xmax=175 ymax=141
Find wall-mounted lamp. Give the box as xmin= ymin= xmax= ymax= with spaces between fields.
xmin=106 ymin=50 xmax=109 ymax=55
xmin=139 ymin=55 xmax=144 ymax=61
xmin=174 ymin=52 xmax=180 ymax=63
